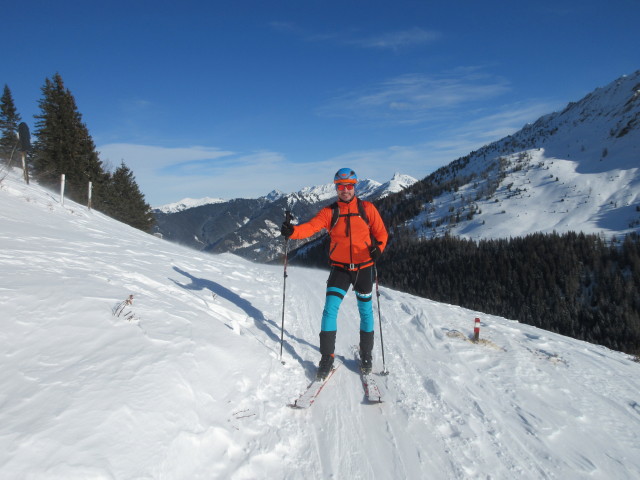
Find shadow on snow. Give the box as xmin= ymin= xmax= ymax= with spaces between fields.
xmin=170 ymin=266 xmax=318 ymax=376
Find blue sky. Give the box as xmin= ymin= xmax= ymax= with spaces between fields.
xmin=3 ymin=0 xmax=638 ymax=206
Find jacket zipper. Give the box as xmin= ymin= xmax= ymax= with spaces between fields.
xmin=347 ymin=204 xmax=354 ymax=268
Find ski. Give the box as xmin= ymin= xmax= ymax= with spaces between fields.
xmin=353 ymin=346 xmax=385 ymax=403
xmin=361 ymin=372 xmax=384 ymax=403
xmin=288 ymin=363 xmax=341 ymax=409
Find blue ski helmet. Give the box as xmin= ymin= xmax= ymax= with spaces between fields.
xmin=334 ymin=168 xmax=358 ymax=184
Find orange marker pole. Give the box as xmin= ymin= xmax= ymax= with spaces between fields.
xmin=473 ymin=317 xmax=480 ymax=342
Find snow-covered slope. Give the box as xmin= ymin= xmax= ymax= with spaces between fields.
xmin=1 ymin=167 xmax=639 ymax=479
xmin=408 ymin=71 xmax=640 ymax=240
xmin=412 ymin=148 xmax=640 ymax=240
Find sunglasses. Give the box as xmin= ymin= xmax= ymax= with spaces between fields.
xmin=336 ymin=184 xmax=355 ymax=191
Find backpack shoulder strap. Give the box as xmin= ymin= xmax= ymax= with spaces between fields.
xmin=329 ymin=201 xmax=340 ymax=231
xmin=357 ymin=199 xmax=379 ymax=247
xmin=329 ymin=198 xmax=371 ymax=232
xmin=357 ymin=198 xmax=370 ymax=226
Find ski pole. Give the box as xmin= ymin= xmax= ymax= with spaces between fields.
xmin=279 ymin=210 xmax=293 ymax=363
xmin=374 ymin=264 xmax=389 ymax=375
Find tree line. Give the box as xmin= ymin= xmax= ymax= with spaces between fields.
xmin=0 ymin=75 xmax=153 ymax=231
xmin=376 ymin=231 xmax=640 ymax=357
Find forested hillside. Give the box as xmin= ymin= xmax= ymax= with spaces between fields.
xmin=378 ymin=232 xmax=640 ymax=356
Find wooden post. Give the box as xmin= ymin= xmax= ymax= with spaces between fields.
xmin=18 ymin=123 xmax=31 ymax=184
xmin=60 ymin=174 xmax=66 ymax=206
xmin=21 ymin=152 xmax=29 ymax=184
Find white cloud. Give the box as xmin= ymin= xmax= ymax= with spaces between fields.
xmin=348 ymin=27 xmax=441 ymax=49
xmin=272 ymin=23 xmax=440 ymax=50
xmin=317 ymin=70 xmax=511 ymax=125
xmin=451 ymin=101 xmax=561 ymax=146
xmin=97 ymin=98 xmax=557 ymax=206
xmin=98 ymin=144 xmax=234 ymax=171
xmin=97 ymin=143 xmax=324 ymax=206
xmin=324 ymin=98 xmax=559 ymax=183
xmin=96 ymin=141 xmax=429 ymax=206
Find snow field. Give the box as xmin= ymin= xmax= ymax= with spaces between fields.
xmin=1 ymin=167 xmax=639 ymax=479
xmin=412 ymin=148 xmax=640 ymax=241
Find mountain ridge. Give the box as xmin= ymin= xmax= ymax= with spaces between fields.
xmin=153 ymin=173 xmax=418 ymax=262
xmin=376 ymin=70 xmax=640 ymax=241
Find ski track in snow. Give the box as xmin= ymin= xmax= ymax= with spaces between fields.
xmin=1 ymin=167 xmax=640 ymax=479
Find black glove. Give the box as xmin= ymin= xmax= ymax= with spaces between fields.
xmin=369 ymin=244 xmax=381 ymax=262
xmin=281 ymin=221 xmax=294 ymax=238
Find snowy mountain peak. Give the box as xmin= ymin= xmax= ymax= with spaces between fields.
xmin=155 ymin=196 xmax=225 ymax=213
xmin=286 ymin=175 xmax=417 ymax=204
xmin=379 ymin=173 xmax=418 ymax=197
xmin=263 ymin=189 xmax=285 ymax=202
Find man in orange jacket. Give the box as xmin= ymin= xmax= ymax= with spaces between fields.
xmin=281 ymin=168 xmax=388 ymax=379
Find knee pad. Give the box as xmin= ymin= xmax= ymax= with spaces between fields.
xmin=321 ymin=287 xmax=346 ymax=331
xmin=356 ymin=291 xmax=374 ymax=332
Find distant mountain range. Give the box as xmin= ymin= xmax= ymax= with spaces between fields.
xmin=156 ymin=197 xmax=226 ymax=214
xmin=153 ymin=173 xmax=417 ymax=262
xmin=154 ymin=70 xmax=640 ymax=263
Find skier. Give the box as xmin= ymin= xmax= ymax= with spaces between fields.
xmin=280 ymin=168 xmax=388 ymax=379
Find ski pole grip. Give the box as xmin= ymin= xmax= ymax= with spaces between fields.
xmin=285 ymin=210 xmax=293 ymax=223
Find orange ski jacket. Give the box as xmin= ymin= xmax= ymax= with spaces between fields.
xmin=289 ymin=197 xmax=388 ymax=270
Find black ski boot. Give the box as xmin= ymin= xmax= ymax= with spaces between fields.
xmin=316 ymin=354 xmax=335 ymax=380
xmin=359 ymin=330 xmax=374 ymax=375
xmin=317 ymin=331 xmax=337 ymax=380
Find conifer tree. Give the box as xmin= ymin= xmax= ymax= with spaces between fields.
xmin=31 ymin=73 xmax=153 ymax=232
xmin=31 ymin=73 xmax=107 ymax=201
xmin=102 ymin=162 xmax=155 ymax=232
xmin=0 ymin=85 xmax=22 ymax=163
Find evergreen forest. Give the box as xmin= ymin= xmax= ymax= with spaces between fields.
xmin=377 ymin=231 xmax=640 ymax=356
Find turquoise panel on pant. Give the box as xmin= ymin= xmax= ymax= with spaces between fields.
xmin=356 ymin=291 xmax=374 ymax=332
xmin=321 ymin=287 xmax=347 ymax=331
